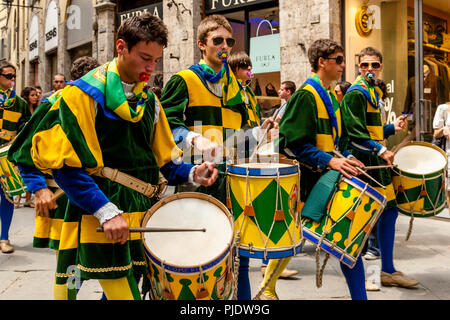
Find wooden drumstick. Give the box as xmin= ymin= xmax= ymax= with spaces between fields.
xmin=364 ymin=164 xmax=398 ymax=170
xmin=332 ymin=150 xmax=386 ymax=189
xmin=249 ymin=107 xmax=282 ymax=162
xmin=96 ymin=227 xmax=207 ymax=233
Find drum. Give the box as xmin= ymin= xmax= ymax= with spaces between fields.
xmin=0 ymin=145 xmax=27 ymax=197
xmin=142 ymin=192 xmax=235 ymax=300
xmin=392 ymin=142 xmax=447 ymax=217
xmin=226 ymin=160 xmax=303 ymax=259
xmin=302 ymin=171 xmax=387 ymax=268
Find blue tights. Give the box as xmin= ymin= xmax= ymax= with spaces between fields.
xmin=0 ymin=189 xmax=14 ymax=241
xmin=237 ymin=256 xmax=251 ymax=300
xmin=340 ymin=256 xmax=367 ymax=300
xmin=377 ymin=207 xmax=398 ymax=274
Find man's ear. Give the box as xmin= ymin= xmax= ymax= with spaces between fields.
xmin=197 ymin=39 xmax=207 ymax=53
xmin=318 ymin=57 xmax=325 ymax=70
xmin=116 ymin=39 xmax=128 ymax=55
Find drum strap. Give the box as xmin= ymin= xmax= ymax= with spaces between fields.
xmin=94 ymin=167 xmax=168 ymax=199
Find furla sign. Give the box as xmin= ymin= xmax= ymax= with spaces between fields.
xmin=205 ymin=0 xmax=274 ymax=13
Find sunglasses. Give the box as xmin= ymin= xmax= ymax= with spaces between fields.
xmin=359 ymin=61 xmax=381 ymax=70
xmin=238 ymin=61 xmax=252 ymax=69
xmin=0 ymin=73 xmax=16 ymax=80
xmin=212 ymin=37 xmax=236 ymax=47
xmin=324 ymin=55 xmax=345 ymax=65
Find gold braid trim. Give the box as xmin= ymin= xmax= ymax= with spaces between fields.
xmin=76 ymin=260 xmax=147 ymax=274
xmin=55 ymin=272 xmax=74 ymax=278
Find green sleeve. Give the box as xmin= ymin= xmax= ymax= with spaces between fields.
xmin=160 ymin=74 xmax=189 ymax=130
xmin=8 ymin=102 xmax=51 ymax=167
xmin=340 ymin=90 xmax=371 ymax=140
xmin=279 ymin=89 xmax=318 ymax=150
xmin=16 ymin=96 xmax=32 ymax=132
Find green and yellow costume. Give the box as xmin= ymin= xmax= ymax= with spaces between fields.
xmin=0 ymin=89 xmax=30 ymax=144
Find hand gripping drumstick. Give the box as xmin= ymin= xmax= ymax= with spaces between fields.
xmin=332 ymin=150 xmax=386 ymax=189
xmin=36 ymin=188 xmax=66 ymax=217
xmin=96 ymin=227 xmax=206 ymax=233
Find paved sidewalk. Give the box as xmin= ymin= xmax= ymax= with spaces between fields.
xmin=1 ymin=205 xmax=450 ymax=300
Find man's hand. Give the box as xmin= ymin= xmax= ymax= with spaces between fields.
xmin=443 ymin=127 xmax=450 ymax=140
xmin=328 ymin=157 xmax=364 ymax=179
xmin=192 ymin=136 xmax=223 ymax=162
xmin=102 ymin=214 xmax=129 ymax=245
xmin=193 ymin=162 xmax=218 ymax=187
xmin=394 ymin=115 xmax=408 ymax=132
xmin=35 ymin=188 xmax=58 ymax=217
xmin=380 ymin=149 xmax=395 ymax=165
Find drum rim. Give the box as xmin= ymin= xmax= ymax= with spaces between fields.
xmin=227 ymin=158 xmax=299 ymax=176
xmin=142 ymin=192 xmax=235 ymax=272
xmin=342 ymin=175 xmax=387 ymax=206
xmin=393 ymin=141 xmax=448 ymax=177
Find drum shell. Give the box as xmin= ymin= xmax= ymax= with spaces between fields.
xmin=392 ymin=142 xmax=448 ymax=218
xmin=227 ymin=160 xmax=303 ymax=259
xmin=142 ymin=192 xmax=235 ymax=300
xmin=302 ymin=175 xmax=387 ymax=268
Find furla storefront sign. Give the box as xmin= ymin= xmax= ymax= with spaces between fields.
xmin=117 ymin=3 xmax=163 ymax=27
xmin=205 ymin=0 xmax=274 ymax=13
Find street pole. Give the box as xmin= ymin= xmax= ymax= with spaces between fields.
xmin=414 ymin=0 xmax=424 ymax=142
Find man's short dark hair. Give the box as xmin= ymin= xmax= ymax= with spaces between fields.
xmin=228 ymin=51 xmax=252 ymax=72
xmin=308 ymin=39 xmax=344 ymax=72
xmin=358 ymin=47 xmax=383 ymax=63
xmin=282 ymin=81 xmax=296 ymax=95
xmin=117 ymin=13 xmax=168 ymax=52
xmin=54 ymin=73 xmax=65 ymax=80
xmin=0 ymin=60 xmax=16 ymax=74
xmin=70 ymin=56 xmax=100 ymax=80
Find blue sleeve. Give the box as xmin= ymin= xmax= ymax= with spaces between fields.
xmin=52 ymin=167 xmax=110 ymax=214
xmin=348 ymin=138 xmax=384 ymax=156
xmin=383 ymin=124 xmax=395 ymax=139
xmin=285 ymin=143 xmax=333 ymax=171
xmin=17 ymin=164 xmax=48 ymax=193
xmin=160 ymin=161 xmax=194 ymax=186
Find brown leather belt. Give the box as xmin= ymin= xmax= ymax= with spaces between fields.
xmin=94 ymin=167 xmax=168 ymax=199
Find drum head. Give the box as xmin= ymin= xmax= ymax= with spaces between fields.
xmin=0 ymin=145 xmax=10 ymax=157
xmin=394 ymin=143 xmax=447 ymax=175
xmin=143 ymin=193 xmax=233 ymax=268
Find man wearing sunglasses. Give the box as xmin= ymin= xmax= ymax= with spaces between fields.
xmin=0 ymin=60 xmax=32 ymax=254
xmin=340 ymin=47 xmax=417 ymax=290
xmin=275 ymin=39 xmax=369 ymax=300
xmin=161 ymin=14 xmax=276 ymax=301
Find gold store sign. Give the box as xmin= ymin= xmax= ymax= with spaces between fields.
xmin=355 ymin=5 xmax=374 ymax=37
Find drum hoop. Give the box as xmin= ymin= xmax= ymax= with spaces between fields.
xmin=141 ymin=192 xmax=235 ymax=272
xmin=342 ymin=175 xmax=387 ymax=206
xmin=393 ymin=141 xmax=448 ymax=177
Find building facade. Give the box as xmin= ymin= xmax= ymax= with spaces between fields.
xmin=0 ymin=0 xmax=448 ymax=144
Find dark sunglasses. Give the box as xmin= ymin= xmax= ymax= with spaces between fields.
xmin=324 ymin=55 xmax=345 ymax=65
xmin=212 ymin=36 xmax=236 ymax=47
xmin=238 ymin=61 xmax=252 ymax=69
xmin=0 ymin=73 xmax=16 ymax=80
xmin=359 ymin=61 xmax=381 ymax=70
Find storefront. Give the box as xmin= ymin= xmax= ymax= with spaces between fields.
xmin=205 ymin=0 xmax=281 ymax=117
xmin=28 ymin=14 xmax=39 ymax=86
xmin=66 ymin=0 xmax=94 ymax=76
xmin=343 ymin=0 xmax=449 ymax=145
xmin=44 ymin=0 xmax=59 ymax=89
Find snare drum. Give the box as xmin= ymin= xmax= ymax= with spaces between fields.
xmin=392 ymin=142 xmax=447 ymax=217
xmin=0 ymin=145 xmax=27 ymax=197
xmin=302 ymin=171 xmax=387 ymax=268
xmin=142 ymin=192 xmax=235 ymax=300
xmin=226 ymin=160 xmax=303 ymax=259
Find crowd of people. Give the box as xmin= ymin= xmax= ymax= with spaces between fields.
xmin=0 ymin=12 xmax=436 ymax=301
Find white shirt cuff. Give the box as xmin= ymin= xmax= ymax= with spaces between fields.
xmin=252 ymin=126 xmax=263 ymax=141
xmin=187 ymin=165 xmax=200 ymax=187
xmin=94 ymin=202 xmax=124 ymax=225
xmin=347 ymin=154 xmax=356 ymax=159
xmin=186 ymin=131 xmax=202 ymax=148
xmin=377 ymin=146 xmax=387 ymax=157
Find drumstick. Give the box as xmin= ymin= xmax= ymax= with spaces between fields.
xmin=364 ymin=164 xmax=398 ymax=170
xmin=332 ymin=150 xmax=386 ymax=189
xmin=36 ymin=188 xmax=66 ymax=217
xmin=96 ymin=227 xmax=207 ymax=233
xmin=392 ymin=130 xmax=416 ymax=155
xmin=249 ymin=107 xmax=282 ymax=162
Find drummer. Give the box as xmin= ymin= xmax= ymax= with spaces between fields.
xmin=8 ymin=56 xmax=100 ymax=300
xmin=340 ymin=46 xmax=418 ymax=288
xmin=0 ymin=60 xmax=31 ymax=254
xmin=276 ymin=39 xmax=369 ymax=300
xmin=27 ymin=14 xmax=218 ymax=300
xmin=160 ymin=15 xmax=276 ymax=300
